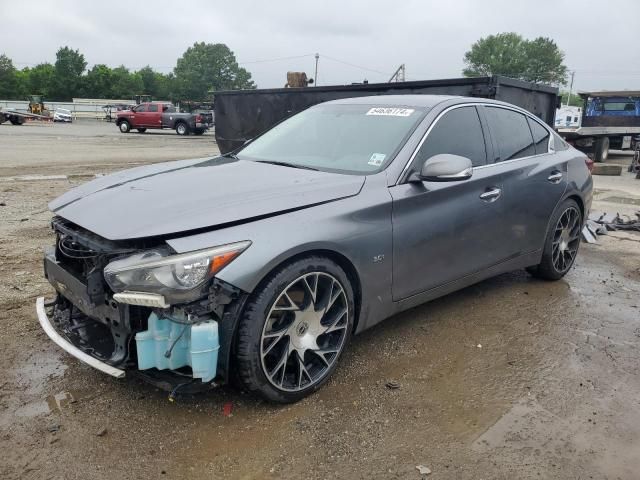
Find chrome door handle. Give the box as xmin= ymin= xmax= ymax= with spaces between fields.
xmin=547 ymin=171 xmax=563 ymax=184
xmin=479 ymin=187 xmax=502 ymax=202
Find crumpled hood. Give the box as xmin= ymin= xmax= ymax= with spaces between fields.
xmin=50 ymin=157 xmax=365 ymax=240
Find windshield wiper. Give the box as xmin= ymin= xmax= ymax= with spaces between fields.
xmin=254 ymin=160 xmax=319 ymax=171
xmin=222 ymin=152 xmax=239 ymax=159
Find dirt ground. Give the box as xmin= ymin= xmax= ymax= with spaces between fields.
xmin=1 ymin=121 xmax=639 ymax=479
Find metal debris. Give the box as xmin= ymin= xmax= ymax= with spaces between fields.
xmin=582 ymin=212 xmax=640 ymax=243
xmin=594 ymin=212 xmax=640 ymax=232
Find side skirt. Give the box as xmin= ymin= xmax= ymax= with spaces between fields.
xmin=393 ymin=251 xmax=541 ymax=314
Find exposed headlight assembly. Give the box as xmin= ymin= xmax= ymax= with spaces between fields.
xmin=104 ymin=241 xmax=251 ymax=297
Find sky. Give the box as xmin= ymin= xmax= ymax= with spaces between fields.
xmin=1 ymin=0 xmax=639 ymax=93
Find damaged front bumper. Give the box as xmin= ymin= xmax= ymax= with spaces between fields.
xmin=36 ymin=296 xmax=126 ymax=378
xmin=38 ymin=220 xmax=248 ymax=390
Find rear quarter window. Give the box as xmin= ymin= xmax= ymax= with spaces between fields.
xmin=527 ymin=117 xmax=551 ymax=155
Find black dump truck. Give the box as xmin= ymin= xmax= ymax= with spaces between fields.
xmin=213 ymin=75 xmax=560 ymax=154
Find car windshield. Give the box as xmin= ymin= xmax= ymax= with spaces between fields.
xmin=237 ymin=103 xmax=426 ymax=174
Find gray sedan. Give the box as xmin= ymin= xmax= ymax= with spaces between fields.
xmin=38 ymin=95 xmax=592 ymax=403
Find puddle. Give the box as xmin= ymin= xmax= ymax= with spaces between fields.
xmin=47 ymin=391 xmax=78 ymax=412
xmin=14 ymin=400 xmax=52 ymax=418
xmin=13 ymin=350 xmax=67 ymax=396
xmin=14 ymin=391 xmax=82 ymax=420
xmin=0 ymin=350 xmax=70 ymax=426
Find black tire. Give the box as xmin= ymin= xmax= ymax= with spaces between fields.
xmin=594 ymin=137 xmax=609 ymax=162
xmin=193 ymin=128 xmax=205 ymax=135
xmin=235 ymin=256 xmax=355 ymax=403
xmin=175 ymin=122 xmax=189 ymax=136
xmin=137 ymin=128 xmax=147 ymax=133
xmin=118 ymin=120 xmax=131 ymax=133
xmin=9 ymin=116 xmax=23 ymax=125
xmin=527 ymin=199 xmax=582 ymax=280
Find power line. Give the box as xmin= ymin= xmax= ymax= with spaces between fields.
xmin=319 ymin=54 xmax=392 ymax=77
xmin=237 ymin=53 xmax=315 ymax=65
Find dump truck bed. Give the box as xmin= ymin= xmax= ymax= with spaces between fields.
xmin=213 ymin=75 xmax=560 ymax=153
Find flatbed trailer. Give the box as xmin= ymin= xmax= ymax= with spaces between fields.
xmin=0 ymin=109 xmax=51 ymax=125
xmin=213 ymin=75 xmax=560 ymax=154
xmin=558 ymin=90 xmax=640 ymax=162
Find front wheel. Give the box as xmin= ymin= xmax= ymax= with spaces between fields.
xmin=119 ymin=120 xmax=131 ymax=133
xmin=527 ymin=199 xmax=582 ymax=280
xmin=235 ymin=257 xmax=354 ymax=403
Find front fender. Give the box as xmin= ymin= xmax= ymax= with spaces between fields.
xmin=166 ymin=174 xmax=395 ymax=332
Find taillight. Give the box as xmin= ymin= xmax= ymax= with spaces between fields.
xmin=196 ymin=114 xmax=202 ymax=122
xmin=585 ymin=156 xmax=594 ymax=173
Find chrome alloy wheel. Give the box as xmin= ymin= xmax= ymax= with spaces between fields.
xmin=552 ymin=206 xmax=581 ymax=273
xmin=260 ymin=272 xmax=349 ymax=392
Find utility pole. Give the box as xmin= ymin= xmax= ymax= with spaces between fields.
xmin=566 ymin=71 xmax=575 ymax=106
xmin=314 ymin=53 xmax=319 ymax=87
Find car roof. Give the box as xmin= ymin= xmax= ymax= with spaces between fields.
xmin=322 ymin=94 xmax=522 ymax=110
xmin=323 ymin=94 xmax=455 ymax=108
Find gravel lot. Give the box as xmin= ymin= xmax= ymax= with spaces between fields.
xmin=1 ymin=121 xmax=639 ymax=479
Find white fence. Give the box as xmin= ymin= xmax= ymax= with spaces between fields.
xmin=0 ymin=98 xmax=132 ymax=120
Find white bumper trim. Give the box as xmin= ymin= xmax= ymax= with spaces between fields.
xmin=36 ymin=297 xmax=126 ymax=379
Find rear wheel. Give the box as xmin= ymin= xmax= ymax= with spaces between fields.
xmin=193 ymin=128 xmax=205 ymax=135
xmin=235 ymin=257 xmax=354 ymax=403
xmin=527 ymin=199 xmax=582 ymax=280
xmin=137 ymin=128 xmax=147 ymax=133
xmin=594 ymin=137 xmax=609 ymax=162
xmin=175 ymin=122 xmax=189 ymax=136
xmin=119 ymin=120 xmax=131 ymax=133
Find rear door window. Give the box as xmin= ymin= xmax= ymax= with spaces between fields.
xmin=486 ymin=107 xmax=536 ymax=162
xmin=527 ymin=117 xmax=551 ymax=155
xmin=147 ymin=104 xmax=159 ymax=113
xmin=414 ymin=106 xmax=487 ymax=167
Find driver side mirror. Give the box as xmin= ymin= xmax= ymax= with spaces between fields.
xmin=409 ymin=154 xmax=473 ymax=182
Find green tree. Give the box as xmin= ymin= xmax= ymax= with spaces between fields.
xmin=138 ymin=65 xmax=158 ymax=96
xmin=173 ymin=42 xmax=255 ymax=100
xmin=463 ymin=33 xmax=568 ymax=85
xmin=52 ymin=46 xmax=87 ymax=100
xmin=0 ymin=54 xmax=18 ymax=99
xmin=24 ymin=63 xmax=56 ymax=98
xmin=561 ymin=91 xmax=584 ymax=107
xmin=154 ymin=72 xmax=175 ymax=100
xmin=83 ymin=64 xmax=114 ymax=98
xmin=109 ymin=66 xmax=143 ymax=99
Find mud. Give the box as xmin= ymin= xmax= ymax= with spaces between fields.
xmin=1 ymin=124 xmax=639 ymax=479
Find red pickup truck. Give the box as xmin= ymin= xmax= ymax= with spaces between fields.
xmin=116 ymin=102 xmax=210 ymax=136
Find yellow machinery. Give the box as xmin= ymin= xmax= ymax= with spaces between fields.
xmin=28 ymin=95 xmax=49 ymax=116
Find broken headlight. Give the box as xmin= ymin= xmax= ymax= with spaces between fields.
xmin=104 ymin=241 xmax=251 ymax=295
